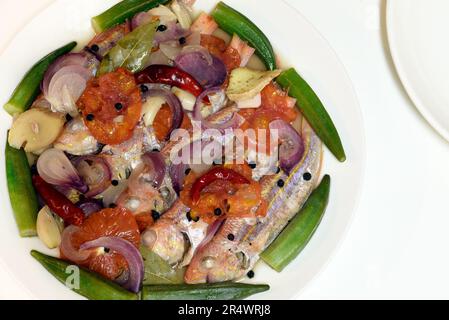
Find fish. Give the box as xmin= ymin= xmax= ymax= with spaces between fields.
xmin=116 ymin=163 xmax=167 ymax=214
xmin=184 ymin=120 xmax=323 ymax=283
xmin=141 ymin=200 xmax=208 ymax=266
xmin=140 ymin=106 xmax=240 ymax=266
xmin=87 ymin=23 xmax=130 ymax=59
xmin=102 ymin=124 xmax=160 ymax=180
xmin=54 ymin=117 xmax=101 ymax=156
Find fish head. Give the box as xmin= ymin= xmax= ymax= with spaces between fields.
xmin=184 ymin=245 xmax=250 ymax=284
xmin=141 ymin=221 xmax=188 ymax=266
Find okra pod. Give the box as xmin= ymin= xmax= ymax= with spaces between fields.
xmin=142 ymin=282 xmax=269 ymax=300
xmin=91 ymin=0 xmax=170 ymax=33
xmin=276 ymin=69 xmax=346 ymax=162
xmin=31 ymin=250 xmax=139 ymax=300
xmin=5 ymin=137 xmax=39 ymax=237
xmin=3 ymin=42 xmax=77 ymax=116
xmin=212 ymin=1 xmax=277 ymax=70
xmin=260 ymin=175 xmax=331 ymax=272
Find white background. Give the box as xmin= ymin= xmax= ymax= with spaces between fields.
xmin=1 ymin=0 xmax=449 ymax=299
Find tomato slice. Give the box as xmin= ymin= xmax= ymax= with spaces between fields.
xmin=64 ymin=207 xmax=140 ymax=281
xmin=260 ymin=82 xmax=298 ymax=122
xmin=200 ymin=34 xmax=227 ymax=57
xmin=238 ymin=83 xmax=300 ymax=152
xmin=200 ymin=34 xmax=241 ymax=72
xmin=153 ymin=104 xmax=192 ymax=142
xmin=77 ymin=68 xmax=142 ymax=145
xmin=180 ymin=164 xmax=265 ymax=223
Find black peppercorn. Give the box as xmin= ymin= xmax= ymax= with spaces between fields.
xmin=140 ymin=84 xmax=149 ymax=93
xmin=90 ymin=44 xmax=99 ymax=52
xmin=303 ymin=172 xmax=312 ymax=181
xmin=151 ymin=210 xmax=161 ymax=221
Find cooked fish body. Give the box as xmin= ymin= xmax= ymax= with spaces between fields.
xmin=184 ymin=120 xmax=323 ymax=283
xmin=141 ymin=200 xmax=208 ymax=266
xmin=54 ymin=118 xmax=100 ymax=156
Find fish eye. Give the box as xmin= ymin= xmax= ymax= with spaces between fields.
xmin=142 ymin=230 xmax=157 ymax=248
xmin=201 ymin=256 xmax=216 ymax=269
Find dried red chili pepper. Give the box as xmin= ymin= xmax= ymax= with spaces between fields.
xmin=135 ymin=65 xmax=204 ymax=98
xmin=32 ymin=175 xmax=85 ymax=226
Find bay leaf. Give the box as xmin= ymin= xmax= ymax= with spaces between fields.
xmin=140 ymin=246 xmax=186 ymax=285
xmin=99 ymin=21 xmax=159 ymax=75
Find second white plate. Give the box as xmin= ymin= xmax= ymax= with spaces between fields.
xmin=387 ymin=0 xmax=449 ymax=141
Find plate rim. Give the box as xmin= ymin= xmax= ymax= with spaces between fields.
xmin=386 ymin=0 xmax=449 ymax=143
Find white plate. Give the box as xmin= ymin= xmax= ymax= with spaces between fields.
xmin=0 ymin=0 xmax=365 ymax=299
xmin=387 ymin=0 xmax=449 ymax=141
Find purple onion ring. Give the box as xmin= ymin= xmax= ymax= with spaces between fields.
xmin=193 ymin=87 xmax=243 ymax=130
xmin=269 ymin=119 xmax=305 ymax=174
xmin=142 ymin=84 xmax=184 ymax=140
xmin=80 ymin=237 xmax=144 ymax=293
xmin=141 ymin=151 xmax=167 ymax=188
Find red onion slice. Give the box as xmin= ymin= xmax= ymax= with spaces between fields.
xmin=179 ymin=45 xmax=213 ymax=64
xmin=47 ymin=66 xmax=91 ymax=108
xmin=175 ymin=50 xmax=227 ymax=88
xmin=73 ymin=156 xmax=112 ymax=197
xmin=141 ymin=151 xmax=167 ymax=188
xmin=193 ymin=87 xmax=243 ymax=130
xmin=169 ymin=162 xmax=189 ymax=194
xmin=76 ymin=198 xmax=104 ymax=217
xmin=269 ymin=119 xmax=305 ymax=174
xmin=155 ymin=21 xmax=191 ymax=44
xmin=80 ymin=237 xmax=144 ymax=293
xmin=142 ymin=84 xmax=184 ymax=140
xmin=148 ymin=49 xmax=171 ymax=66
xmin=131 ymin=12 xmax=153 ymax=30
xmin=37 ymin=149 xmax=88 ymax=193
xmin=159 ymin=40 xmax=182 ymax=60
xmin=60 ymin=225 xmax=92 ymax=264
xmin=41 ymin=53 xmax=89 ymax=94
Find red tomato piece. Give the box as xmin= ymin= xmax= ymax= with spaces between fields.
xmin=77 ymin=68 xmax=142 ymax=145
